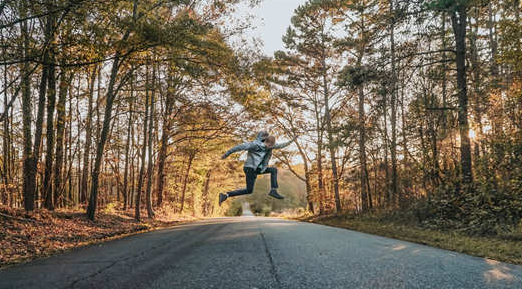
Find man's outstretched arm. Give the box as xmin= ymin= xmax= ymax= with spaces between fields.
xmin=272 ymin=136 xmax=297 ymax=150
xmin=221 ymin=142 xmax=253 ymax=159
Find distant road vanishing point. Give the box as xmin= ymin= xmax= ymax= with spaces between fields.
xmin=1 ymin=216 xmax=521 ymax=288
xmin=241 ymin=202 xmax=255 ymax=217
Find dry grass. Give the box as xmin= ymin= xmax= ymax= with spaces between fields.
xmin=0 ymin=205 xmax=196 ymax=268
xmin=297 ymin=214 xmax=522 ymax=266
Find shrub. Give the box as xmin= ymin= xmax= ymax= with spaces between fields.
xmin=418 ymin=179 xmax=522 ymax=236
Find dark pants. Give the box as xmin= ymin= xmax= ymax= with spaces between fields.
xmin=227 ymin=167 xmax=278 ymax=197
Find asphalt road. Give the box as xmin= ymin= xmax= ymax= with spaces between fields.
xmin=1 ymin=217 xmax=522 ymax=289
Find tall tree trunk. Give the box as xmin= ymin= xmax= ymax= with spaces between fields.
xmin=441 ymin=12 xmax=449 ymax=137
xmin=75 ymin=87 xmax=81 ymax=207
xmin=297 ymin=143 xmax=313 ymax=214
xmin=313 ymin=96 xmax=325 ymax=214
xmin=367 ymin=167 xmax=373 ymax=209
xmin=156 ymin=122 xmax=168 ymax=208
xmin=116 ymin=148 xmax=121 ymax=203
xmin=322 ymin=58 xmax=341 ymax=213
xmin=64 ymin=81 xmax=71 ymax=207
xmin=53 ymin=69 xmax=70 ymax=208
xmin=135 ymin=72 xmax=150 ymax=221
xmin=429 ymin=102 xmax=439 ymax=192
xmin=21 ymin=1 xmax=35 ymax=212
xmin=389 ymin=0 xmax=399 ymax=207
xmin=68 ymin=81 xmax=74 ymax=207
xmin=86 ymin=0 xmax=137 ymax=220
xmin=86 ymin=55 xmax=122 ymax=221
xmin=382 ymin=80 xmax=390 ymax=207
xmin=358 ymin=86 xmax=369 ymax=212
xmin=468 ymin=7 xmax=484 ymax=171
xmin=130 ymin=120 xmax=136 ymax=208
xmin=43 ymin=47 xmax=57 ymax=210
xmin=156 ymin=90 xmax=174 ymax=207
xmin=450 ymin=5 xmax=473 ymax=184
xmin=488 ymin=2 xmax=502 ymax=132
xmin=201 ymin=169 xmax=211 ymax=216
xmin=356 ymin=9 xmax=370 ymax=212
xmin=145 ymin=66 xmax=155 ymax=219
xmin=304 ymin=170 xmax=314 ymax=214
xmin=130 ymin=140 xmax=136 ymax=208
xmin=123 ymin=84 xmax=133 ymax=211
xmin=33 ymin=6 xmax=57 ymax=208
xmin=33 ymin=58 xmax=49 ymax=208
xmin=2 ymin=33 xmax=11 ymax=206
xmin=81 ymin=66 xmax=97 ymax=204
xmin=383 ymin=115 xmax=390 ymax=207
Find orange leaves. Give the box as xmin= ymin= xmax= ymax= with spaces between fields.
xmin=0 ymin=205 xmax=185 ymax=268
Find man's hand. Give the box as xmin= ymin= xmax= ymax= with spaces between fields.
xmin=221 ymin=154 xmax=228 ymax=160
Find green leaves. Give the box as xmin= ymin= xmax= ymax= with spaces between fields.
xmin=425 ymin=0 xmax=466 ymax=11
xmin=424 ymin=0 xmax=489 ymax=12
xmin=337 ymin=65 xmax=380 ymax=88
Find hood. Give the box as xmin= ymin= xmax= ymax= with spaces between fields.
xmin=256 ymin=131 xmax=269 ymax=142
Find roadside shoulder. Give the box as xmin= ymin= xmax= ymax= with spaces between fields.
xmin=293 ymin=214 xmax=522 ymax=266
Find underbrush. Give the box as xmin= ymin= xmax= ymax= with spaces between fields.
xmin=414 ymin=180 xmax=522 ymax=236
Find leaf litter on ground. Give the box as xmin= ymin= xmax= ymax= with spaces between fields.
xmin=0 ymin=205 xmax=196 ymax=268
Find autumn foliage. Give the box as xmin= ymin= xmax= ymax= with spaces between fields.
xmin=0 ymin=205 xmax=195 ymax=268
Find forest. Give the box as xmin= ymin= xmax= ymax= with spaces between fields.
xmin=1 ymin=0 xmax=521 ymax=239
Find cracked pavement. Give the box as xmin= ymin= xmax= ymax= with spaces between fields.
xmin=1 ymin=217 xmax=522 ymax=288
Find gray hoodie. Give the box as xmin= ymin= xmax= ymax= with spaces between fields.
xmin=223 ymin=131 xmax=293 ymax=173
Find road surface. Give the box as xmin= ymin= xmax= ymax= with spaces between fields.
xmin=1 ymin=216 xmax=521 ymax=288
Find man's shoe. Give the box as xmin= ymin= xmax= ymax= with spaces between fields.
xmin=219 ymin=193 xmax=228 ymax=206
xmin=268 ymin=189 xmax=284 ymax=200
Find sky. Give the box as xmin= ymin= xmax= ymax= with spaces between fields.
xmin=238 ymin=0 xmax=309 ymax=56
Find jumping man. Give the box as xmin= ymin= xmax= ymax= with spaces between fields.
xmin=219 ymin=131 xmax=295 ymax=205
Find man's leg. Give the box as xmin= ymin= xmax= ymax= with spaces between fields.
xmin=260 ymin=167 xmax=278 ymax=189
xmin=261 ymin=167 xmax=284 ymax=199
xmin=228 ymin=167 xmax=257 ymax=197
xmin=220 ymin=168 xmax=257 ymax=205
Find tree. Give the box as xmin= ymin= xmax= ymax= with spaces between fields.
xmin=427 ymin=0 xmax=473 ymax=185
xmin=88 ymin=0 xmax=216 ymax=220
xmin=273 ymin=0 xmax=346 ymax=213
xmin=20 ymin=0 xmax=34 ymax=212
xmin=335 ymin=0 xmax=384 ymax=211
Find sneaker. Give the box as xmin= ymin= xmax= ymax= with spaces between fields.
xmin=219 ymin=193 xmax=228 ymax=206
xmin=268 ymin=189 xmax=284 ymax=200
